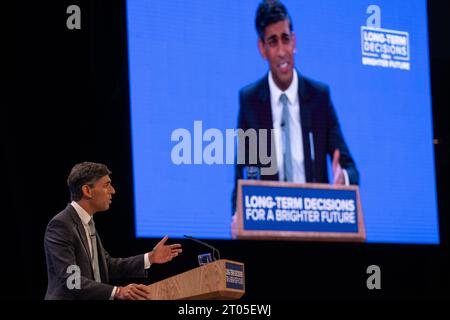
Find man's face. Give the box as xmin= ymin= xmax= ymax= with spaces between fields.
xmin=87 ymin=175 xmax=116 ymax=212
xmin=258 ymin=19 xmax=296 ymax=91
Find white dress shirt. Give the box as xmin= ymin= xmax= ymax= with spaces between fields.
xmin=71 ymin=201 xmax=151 ymax=299
xmin=268 ymin=70 xmax=306 ymax=183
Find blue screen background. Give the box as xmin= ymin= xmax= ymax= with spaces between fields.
xmin=126 ymin=0 xmax=439 ymax=244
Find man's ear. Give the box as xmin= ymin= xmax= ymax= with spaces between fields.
xmin=292 ymin=31 xmax=297 ymax=53
xmin=258 ymin=38 xmax=267 ymax=60
xmin=81 ymin=185 xmax=93 ymax=199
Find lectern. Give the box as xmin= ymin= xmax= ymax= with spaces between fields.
xmin=145 ymin=259 xmax=245 ymax=300
xmin=234 ymin=179 xmax=366 ymax=242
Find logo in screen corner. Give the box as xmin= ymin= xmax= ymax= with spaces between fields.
xmin=361 ymin=5 xmax=410 ymax=71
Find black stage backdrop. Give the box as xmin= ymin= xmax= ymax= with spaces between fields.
xmin=9 ymin=0 xmax=449 ymax=300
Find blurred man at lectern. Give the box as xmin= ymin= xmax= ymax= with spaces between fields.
xmin=44 ymin=162 xmax=182 ymax=300
xmin=231 ymin=0 xmax=359 ymax=215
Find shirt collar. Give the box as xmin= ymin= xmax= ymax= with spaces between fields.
xmin=71 ymin=201 xmax=92 ymax=226
xmin=268 ymin=69 xmax=298 ymax=105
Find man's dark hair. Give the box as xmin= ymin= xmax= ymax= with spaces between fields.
xmin=67 ymin=162 xmax=111 ymax=201
xmin=255 ymin=0 xmax=293 ymax=40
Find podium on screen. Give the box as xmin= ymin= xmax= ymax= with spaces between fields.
xmin=234 ymin=179 xmax=365 ymax=242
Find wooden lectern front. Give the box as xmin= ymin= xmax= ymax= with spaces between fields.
xmin=145 ymin=259 xmax=245 ymax=300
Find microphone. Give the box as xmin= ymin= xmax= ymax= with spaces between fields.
xmin=183 ymin=235 xmax=221 ymax=261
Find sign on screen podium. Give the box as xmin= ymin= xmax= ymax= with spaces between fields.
xmin=234 ymin=179 xmax=365 ymax=242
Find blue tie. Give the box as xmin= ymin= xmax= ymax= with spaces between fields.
xmin=280 ymin=93 xmax=293 ymax=181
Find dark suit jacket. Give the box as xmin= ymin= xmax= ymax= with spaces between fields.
xmin=44 ymin=204 xmax=147 ymax=300
xmin=232 ymin=72 xmax=359 ymax=212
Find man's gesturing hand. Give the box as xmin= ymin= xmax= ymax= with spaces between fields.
xmin=148 ymin=235 xmax=182 ymax=264
xmin=332 ymin=149 xmax=345 ymax=185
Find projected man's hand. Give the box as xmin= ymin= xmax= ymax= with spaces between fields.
xmin=332 ymin=149 xmax=345 ymax=185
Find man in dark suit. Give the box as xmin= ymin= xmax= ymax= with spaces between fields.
xmin=232 ymin=0 xmax=359 ymax=215
xmin=44 ymin=162 xmax=182 ymax=300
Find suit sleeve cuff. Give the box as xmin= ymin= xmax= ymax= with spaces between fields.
xmin=144 ymin=253 xmax=152 ymax=269
xmin=343 ymin=169 xmax=350 ymax=186
xmin=110 ymin=286 xmax=117 ymax=300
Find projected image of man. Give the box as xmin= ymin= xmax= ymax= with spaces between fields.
xmin=232 ymin=0 xmax=359 ymax=213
